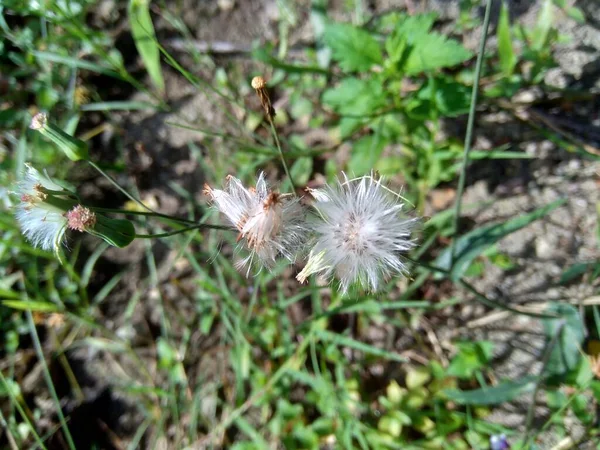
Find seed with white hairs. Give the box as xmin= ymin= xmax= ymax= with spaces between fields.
xmin=204 ymin=173 xmax=307 ymax=274
xmin=297 ymin=174 xmax=418 ymax=293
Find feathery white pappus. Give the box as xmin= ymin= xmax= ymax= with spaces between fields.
xmin=297 ymin=174 xmax=418 ymax=293
xmin=204 ymin=173 xmax=307 ymax=274
xmin=14 ymin=164 xmax=70 ymax=253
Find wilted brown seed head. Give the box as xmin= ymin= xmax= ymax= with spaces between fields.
xmin=203 ymin=183 xmax=214 ymax=198
xmin=66 ymin=205 xmax=96 ymax=232
xmin=46 ymin=313 xmax=66 ymax=329
xmin=251 ymin=76 xmax=275 ymax=119
xmin=251 ymin=76 xmax=266 ymax=90
xmin=30 ymin=112 xmax=48 ymax=130
xmin=263 ymin=192 xmax=281 ymax=210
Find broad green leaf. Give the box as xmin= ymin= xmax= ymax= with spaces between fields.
xmin=435 ymin=198 xmax=566 ymax=280
xmin=322 ymin=77 xmax=386 ymax=115
xmin=385 ymin=13 xmax=436 ymax=64
xmin=410 ymin=76 xmax=471 ymax=118
xmin=444 ymin=376 xmax=537 ymax=405
xmin=322 ymin=77 xmax=387 ymax=137
xmin=497 ymin=1 xmax=517 ymax=76
xmin=129 ymin=0 xmax=164 ymax=93
xmin=404 ymin=33 xmax=472 ymax=75
xmin=348 ymin=134 xmax=387 ymax=175
xmin=323 ymin=22 xmax=383 ymax=72
xmin=385 ymin=14 xmax=471 ymax=74
xmin=542 ymin=303 xmax=585 ymax=378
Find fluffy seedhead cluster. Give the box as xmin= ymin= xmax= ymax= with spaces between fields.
xmin=14 ymin=164 xmax=418 ymax=293
xmin=15 ymin=165 xmax=96 ymax=255
xmin=206 ymin=172 xmax=419 ymax=293
xmin=298 ymin=174 xmax=418 ymax=293
xmin=203 ymin=173 xmax=307 ymax=273
xmin=15 ymin=165 xmax=71 ymax=252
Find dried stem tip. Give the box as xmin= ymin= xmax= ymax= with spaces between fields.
xmin=251 ymin=76 xmax=275 ymax=119
xmin=251 ymin=76 xmax=266 ymax=90
xmin=30 ymin=112 xmax=48 ymax=130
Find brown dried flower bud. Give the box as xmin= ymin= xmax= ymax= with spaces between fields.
xmin=251 ymin=76 xmax=266 ymax=90
xmin=251 ymin=75 xmax=275 ymax=119
xmin=66 ymin=205 xmax=97 ymax=232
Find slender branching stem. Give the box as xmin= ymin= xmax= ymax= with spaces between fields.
xmin=135 ymin=223 xmax=233 ymax=238
xmin=450 ymin=0 xmax=493 ymax=263
xmin=89 ymin=206 xmax=198 ymax=225
xmin=88 ymin=160 xmax=155 ymax=213
xmin=268 ymin=118 xmax=296 ymax=193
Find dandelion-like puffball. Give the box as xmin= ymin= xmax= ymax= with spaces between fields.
xmin=297 ymin=174 xmax=418 ymax=293
xmin=204 ymin=173 xmax=307 ymax=273
xmin=15 ymin=165 xmax=70 ymax=252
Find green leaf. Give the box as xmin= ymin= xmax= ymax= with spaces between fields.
xmin=34 ymin=51 xmax=123 ymax=78
xmin=542 ymin=303 xmax=585 ymax=378
xmin=348 ymin=134 xmax=387 ymax=175
xmin=323 ymin=22 xmax=383 ymax=72
xmin=560 ymin=261 xmax=600 ymax=284
xmin=447 ymin=341 xmax=494 ymax=379
xmin=322 ymin=77 xmax=387 ymax=138
xmin=532 ymin=0 xmax=554 ymax=51
xmin=385 ymin=13 xmax=436 ymax=64
xmin=88 ymin=215 xmax=136 ymax=248
xmin=290 ymin=157 xmax=313 ymax=186
xmin=315 ymin=329 xmax=407 ymax=362
xmin=411 ymin=76 xmax=472 ymax=118
xmin=385 ymin=14 xmax=471 ymax=74
xmin=128 ymin=0 xmax=164 ymax=92
xmin=2 ymin=300 xmax=60 ymax=313
xmin=497 ymin=1 xmax=517 ymax=76
xmin=435 ymin=198 xmax=566 ymax=280
xmin=444 ymin=376 xmax=537 ymax=405
xmin=566 ymin=6 xmax=585 ymax=23
xmin=405 ymin=34 xmax=472 ymax=75
xmin=80 ymin=101 xmax=158 ymax=111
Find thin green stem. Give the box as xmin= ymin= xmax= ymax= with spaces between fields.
xmin=87 ymin=161 xmax=155 ymax=213
xmin=0 ymin=371 xmax=48 ymax=450
xmin=89 ymin=206 xmax=198 ymax=225
xmin=459 ymin=278 xmax=557 ymax=320
xmin=25 ymin=310 xmax=76 ymax=450
xmin=450 ymin=0 xmax=493 ymax=264
xmin=404 ymin=257 xmax=558 ymax=319
xmin=135 ymin=223 xmax=233 ymax=238
xmin=268 ymin=118 xmax=296 ymax=193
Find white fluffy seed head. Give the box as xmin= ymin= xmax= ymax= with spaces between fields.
xmin=298 ymin=174 xmax=418 ymax=293
xmin=204 ymin=173 xmax=307 ymax=274
xmin=14 ymin=165 xmax=70 ymax=253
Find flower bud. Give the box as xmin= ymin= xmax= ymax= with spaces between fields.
xmin=30 ymin=112 xmax=89 ymax=161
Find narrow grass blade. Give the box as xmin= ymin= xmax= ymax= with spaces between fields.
xmin=128 ymin=0 xmax=165 ymax=93
xmin=315 ymin=329 xmax=407 ymax=362
xmin=445 ymin=375 xmax=537 ymax=405
xmin=437 ymin=198 xmax=566 ymax=280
